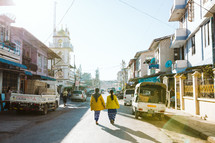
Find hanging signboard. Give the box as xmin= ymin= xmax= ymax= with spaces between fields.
xmin=149 ymin=64 xmax=159 ymax=69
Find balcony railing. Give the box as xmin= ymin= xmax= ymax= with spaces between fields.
xmin=172 ymin=60 xmax=187 ymax=73
xmin=169 ymin=0 xmax=186 ymax=22
xmin=170 ymin=28 xmax=187 ymax=48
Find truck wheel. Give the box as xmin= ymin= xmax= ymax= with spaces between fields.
xmin=53 ymin=101 xmax=58 ymax=111
xmin=135 ymin=110 xmax=139 ymax=119
xmin=42 ymin=104 xmax=48 ymax=115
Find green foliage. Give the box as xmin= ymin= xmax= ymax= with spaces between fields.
xmin=202 ymin=65 xmax=214 ymax=79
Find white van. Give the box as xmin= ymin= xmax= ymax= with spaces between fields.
xmin=132 ymin=82 xmax=166 ymax=120
xmin=123 ymin=89 xmax=134 ymax=106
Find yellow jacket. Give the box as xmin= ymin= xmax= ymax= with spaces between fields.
xmin=106 ymin=95 xmax=120 ymax=109
xmin=90 ymin=94 xmax=105 ymax=111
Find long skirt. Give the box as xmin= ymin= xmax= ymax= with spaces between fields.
xmin=108 ymin=109 xmax=117 ymax=121
xmin=94 ymin=111 xmax=101 ymax=121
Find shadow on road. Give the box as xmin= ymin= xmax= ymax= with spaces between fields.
xmin=117 ymin=103 xmax=206 ymax=140
xmin=0 ymin=98 xmax=91 ymax=143
xmin=98 ymin=124 xmax=161 ymax=143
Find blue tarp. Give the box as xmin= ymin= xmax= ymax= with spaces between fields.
xmin=24 ymin=71 xmax=32 ymax=76
xmin=41 ymin=75 xmax=56 ymax=81
xmin=138 ymin=76 xmax=160 ymax=83
xmin=0 ymin=94 xmax=5 ymax=112
xmin=0 ymin=58 xmax=27 ymax=69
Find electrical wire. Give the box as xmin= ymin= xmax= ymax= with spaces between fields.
xmin=44 ymin=0 xmax=76 ymax=43
xmin=118 ymin=0 xmax=175 ymax=30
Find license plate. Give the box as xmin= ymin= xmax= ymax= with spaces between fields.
xmin=147 ymin=114 xmax=152 ymax=117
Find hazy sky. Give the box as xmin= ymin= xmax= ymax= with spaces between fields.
xmin=1 ymin=0 xmax=178 ymax=80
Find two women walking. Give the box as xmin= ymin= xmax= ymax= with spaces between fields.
xmin=90 ymin=88 xmax=120 ymax=125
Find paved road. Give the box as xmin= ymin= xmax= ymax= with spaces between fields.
xmin=1 ymin=93 xmax=208 ymax=143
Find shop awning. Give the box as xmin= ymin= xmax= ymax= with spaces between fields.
xmin=138 ymin=76 xmax=160 ymax=83
xmin=24 ymin=71 xmax=32 ymax=76
xmin=0 ymin=58 xmax=27 ymax=69
xmin=41 ymin=75 xmax=56 ymax=81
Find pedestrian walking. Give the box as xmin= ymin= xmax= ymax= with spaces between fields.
xmin=106 ymin=90 xmax=120 ymax=124
xmin=63 ymin=88 xmax=68 ymax=107
xmin=5 ymin=86 xmax=12 ymax=110
xmin=90 ymin=88 xmax=105 ymax=125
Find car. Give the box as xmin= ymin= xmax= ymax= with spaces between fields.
xmin=123 ymin=89 xmax=135 ymax=106
xmin=87 ymin=90 xmax=94 ymax=97
xmin=71 ymin=90 xmax=87 ymax=102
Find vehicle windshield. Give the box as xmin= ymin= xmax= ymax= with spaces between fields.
xmin=73 ymin=91 xmax=82 ymax=94
xmin=138 ymin=85 xmax=166 ymax=104
xmin=125 ymin=90 xmax=134 ymax=94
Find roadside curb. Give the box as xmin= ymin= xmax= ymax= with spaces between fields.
xmin=164 ymin=114 xmax=215 ymax=143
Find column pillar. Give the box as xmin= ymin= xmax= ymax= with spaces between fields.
xmin=179 ymin=74 xmax=186 ymax=110
xmin=174 ymin=74 xmax=180 ymax=109
xmin=192 ymin=71 xmax=201 ymax=115
xmin=17 ymin=74 xmax=21 ymax=93
xmin=163 ymin=76 xmax=170 ymax=108
xmin=213 ymin=69 xmax=215 ymax=98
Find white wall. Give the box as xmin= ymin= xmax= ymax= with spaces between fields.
xmin=140 ymin=51 xmax=154 ymax=77
xmin=184 ymin=98 xmax=195 ymax=115
xmin=159 ymin=39 xmax=174 ymax=72
xmin=199 ymin=100 xmax=215 ymax=121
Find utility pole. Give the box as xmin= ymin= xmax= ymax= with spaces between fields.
xmin=74 ymin=55 xmax=76 ymax=90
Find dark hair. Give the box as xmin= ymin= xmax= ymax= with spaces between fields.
xmin=7 ymin=87 xmax=11 ymax=93
xmin=110 ymin=90 xmax=114 ymax=100
xmin=95 ymin=88 xmax=99 ymax=93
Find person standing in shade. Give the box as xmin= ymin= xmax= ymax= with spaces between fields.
xmin=106 ymin=90 xmax=120 ymax=124
xmin=63 ymin=89 xmax=68 ymax=107
xmin=5 ymin=87 xmax=12 ymax=110
xmin=90 ymin=88 xmax=105 ymax=125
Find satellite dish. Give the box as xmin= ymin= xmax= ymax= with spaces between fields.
xmin=165 ymin=60 xmax=172 ymax=68
xmin=150 ymin=58 xmax=155 ymax=64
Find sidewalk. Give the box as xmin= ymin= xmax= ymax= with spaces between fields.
xmin=164 ymin=108 xmax=215 ymax=143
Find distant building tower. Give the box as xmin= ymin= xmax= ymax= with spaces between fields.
xmin=49 ymin=26 xmax=74 ymax=91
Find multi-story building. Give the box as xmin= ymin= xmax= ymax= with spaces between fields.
xmin=148 ymin=35 xmax=174 ymax=75
xmin=134 ymin=50 xmax=154 ymax=78
xmin=168 ymin=0 xmax=215 ymax=120
xmin=49 ymin=27 xmax=74 ymax=91
xmin=11 ymin=27 xmax=59 ymax=93
xmin=0 ymin=14 xmax=25 ymax=94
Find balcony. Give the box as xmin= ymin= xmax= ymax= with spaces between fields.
xmin=202 ymin=0 xmax=215 ymax=17
xmin=0 ymin=41 xmax=20 ymax=61
xmin=170 ymin=28 xmax=187 ymax=48
xmin=169 ymin=0 xmax=186 ymax=22
xmin=172 ymin=60 xmax=187 ymax=73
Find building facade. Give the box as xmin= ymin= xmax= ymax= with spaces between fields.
xmin=49 ymin=27 xmax=74 ymax=91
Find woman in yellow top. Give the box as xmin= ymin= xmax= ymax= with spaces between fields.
xmin=90 ymin=88 xmax=105 ymax=125
xmin=106 ymin=90 xmax=120 ymax=124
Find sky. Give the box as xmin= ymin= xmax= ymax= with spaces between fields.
xmin=0 ymin=0 xmax=178 ymax=80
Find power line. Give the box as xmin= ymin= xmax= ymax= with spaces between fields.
xmin=44 ymin=0 xmax=76 ymax=43
xmin=118 ymin=0 xmax=175 ymax=30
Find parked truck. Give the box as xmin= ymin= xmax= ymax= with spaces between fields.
xmin=10 ymin=80 xmax=60 ymax=115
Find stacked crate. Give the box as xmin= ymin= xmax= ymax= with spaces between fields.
xmin=26 ymin=80 xmax=47 ymax=95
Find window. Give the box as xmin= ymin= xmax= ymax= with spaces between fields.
xmin=38 ymin=53 xmax=42 ymax=68
xmin=191 ymin=35 xmax=195 ymax=55
xmin=0 ymin=25 xmax=5 ymax=42
xmin=204 ymin=21 xmax=210 ymax=47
